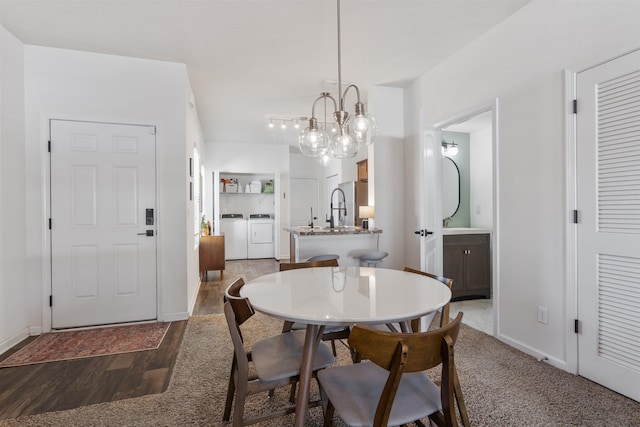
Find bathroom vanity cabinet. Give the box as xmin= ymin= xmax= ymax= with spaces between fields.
xmin=443 ymin=233 xmax=490 ymax=300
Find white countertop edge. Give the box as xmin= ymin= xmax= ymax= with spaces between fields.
xmin=442 ymin=227 xmax=492 ymax=235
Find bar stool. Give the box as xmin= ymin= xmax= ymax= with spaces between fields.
xmin=359 ymin=251 xmax=388 ymax=267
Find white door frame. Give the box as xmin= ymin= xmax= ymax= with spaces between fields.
xmin=41 ymin=114 xmax=160 ymax=332
xmin=564 ymin=69 xmax=579 ymax=374
xmin=434 ymin=99 xmax=500 ymax=337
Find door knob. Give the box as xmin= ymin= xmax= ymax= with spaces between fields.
xmin=137 ymin=230 xmax=154 ymax=236
xmin=414 ymin=229 xmax=434 ymax=237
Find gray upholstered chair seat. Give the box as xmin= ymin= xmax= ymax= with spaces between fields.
xmin=252 ymin=329 xmax=335 ymax=381
xmin=318 ymin=362 xmax=441 ymax=426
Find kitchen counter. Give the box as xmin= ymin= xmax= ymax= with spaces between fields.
xmin=442 ymin=227 xmax=492 ymax=235
xmin=285 ymin=226 xmax=382 ymax=236
xmin=285 ymin=226 xmax=383 ymax=267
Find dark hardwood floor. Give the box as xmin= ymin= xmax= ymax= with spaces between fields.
xmin=0 ymin=259 xmax=280 ymax=420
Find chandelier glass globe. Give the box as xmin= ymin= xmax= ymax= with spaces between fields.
xmin=348 ymin=111 xmax=378 ymax=146
xmin=330 ymin=127 xmax=358 ymax=159
xmin=299 ymin=122 xmax=329 ymax=157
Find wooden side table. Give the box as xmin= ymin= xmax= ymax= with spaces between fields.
xmin=199 ymin=235 xmax=225 ymax=280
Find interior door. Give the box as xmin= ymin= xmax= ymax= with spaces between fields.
xmin=50 ymin=120 xmax=157 ymax=328
xmin=290 ymin=178 xmax=318 ymax=227
xmin=421 ymin=128 xmax=443 ymax=274
xmin=576 ymin=50 xmax=640 ymax=401
xmin=405 ymin=127 xmax=442 ymax=274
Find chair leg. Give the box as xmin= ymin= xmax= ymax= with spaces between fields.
xmin=330 ymin=339 xmax=337 ymax=356
xmin=288 ymin=381 xmax=297 ymax=403
xmin=453 ymin=367 xmax=470 ymax=426
xmin=232 ymin=378 xmax=248 ymax=427
xmin=223 ymin=359 xmax=237 ymax=421
xmin=282 ymin=320 xmax=294 ymax=333
xmin=323 ymin=399 xmax=336 ymax=427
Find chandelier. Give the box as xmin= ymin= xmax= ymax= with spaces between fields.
xmin=299 ymin=0 xmax=378 ymax=161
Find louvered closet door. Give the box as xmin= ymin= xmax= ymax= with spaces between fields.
xmin=577 ymin=50 xmax=640 ymax=402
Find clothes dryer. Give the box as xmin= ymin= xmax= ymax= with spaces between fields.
xmin=247 ymin=214 xmax=274 ymax=259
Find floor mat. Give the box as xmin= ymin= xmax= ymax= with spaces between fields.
xmin=0 ymin=322 xmax=170 ymax=368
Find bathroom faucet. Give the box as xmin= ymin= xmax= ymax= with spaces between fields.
xmin=327 ymin=187 xmax=347 ymax=229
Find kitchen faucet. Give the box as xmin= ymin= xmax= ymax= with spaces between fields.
xmin=309 ymin=207 xmax=317 ymax=227
xmin=327 ymin=187 xmax=347 ymax=229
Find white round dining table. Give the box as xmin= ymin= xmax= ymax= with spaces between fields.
xmin=241 ymin=266 xmax=452 ymax=427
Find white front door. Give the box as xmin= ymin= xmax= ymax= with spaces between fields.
xmin=50 ymin=120 xmax=157 ymax=328
xmin=576 ymin=50 xmax=640 ymax=401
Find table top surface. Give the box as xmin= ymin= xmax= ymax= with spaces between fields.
xmin=240 ymin=267 xmax=451 ymax=326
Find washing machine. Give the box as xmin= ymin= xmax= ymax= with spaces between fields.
xmin=219 ymin=214 xmax=247 ymax=259
xmin=247 ymin=214 xmax=274 ymax=259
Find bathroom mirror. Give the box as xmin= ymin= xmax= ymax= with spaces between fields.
xmin=442 ymin=156 xmax=460 ymax=218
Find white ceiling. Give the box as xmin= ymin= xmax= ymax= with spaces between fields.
xmin=0 ymin=0 xmax=530 ymax=149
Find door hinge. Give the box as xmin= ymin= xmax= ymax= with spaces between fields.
xmin=574 ymin=319 xmax=579 ymax=334
xmin=48 ymin=141 xmax=51 ymax=152
xmin=573 ymin=99 xmax=578 ymax=114
xmin=150 ymin=126 xmax=156 ymax=135
xmin=49 ymin=218 xmax=52 ymax=229
xmin=573 ymin=210 xmax=579 ymax=224
xmin=49 ymin=295 xmax=53 ymax=307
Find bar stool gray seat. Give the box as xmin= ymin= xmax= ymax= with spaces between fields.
xmin=306 ymin=254 xmax=340 ymax=262
xmin=359 ymin=251 xmax=388 ymax=267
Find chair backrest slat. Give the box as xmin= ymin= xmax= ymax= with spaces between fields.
xmin=224 ymin=278 xmax=254 ymax=326
xmin=279 ymin=259 xmax=339 ymax=271
xmin=348 ymin=313 xmax=463 ymax=373
xmin=374 ymin=341 xmax=408 ymax=427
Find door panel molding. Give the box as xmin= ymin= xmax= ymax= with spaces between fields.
xmin=47 ymin=118 xmax=158 ymax=329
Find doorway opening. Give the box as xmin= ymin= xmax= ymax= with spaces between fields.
xmin=438 ymin=108 xmax=495 ymax=335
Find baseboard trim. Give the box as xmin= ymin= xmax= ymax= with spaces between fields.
xmin=159 ymin=311 xmax=190 ymax=322
xmin=0 ymin=328 xmax=30 ymax=356
xmin=497 ymin=332 xmax=569 ymax=371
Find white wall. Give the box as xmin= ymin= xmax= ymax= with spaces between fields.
xmin=369 ymin=85 xmax=405 ymax=269
xmin=185 ymin=85 xmax=205 ymax=314
xmin=23 ymin=46 xmax=193 ymax=328
xmin=415 ymin=0 xmax=640 ymax=367
xmin=470 ymin=126 xmax=492 ymax=228
xmin=0 ymin=26 xmax=28 ymax=354
xmin=204 ymin=141 xmax=290 ymax=258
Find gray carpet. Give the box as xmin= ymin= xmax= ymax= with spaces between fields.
xmin=1 ymin=312 xmax=639 ymax=427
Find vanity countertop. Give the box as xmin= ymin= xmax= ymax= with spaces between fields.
xmin=285 ymin=226 xmax=382 ymax=236
xmin=443 ymin=227 xmax=492 ymax=235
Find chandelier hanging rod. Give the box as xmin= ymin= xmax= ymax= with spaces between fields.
xmin=298 ymin=0 xmax=378 ymax=161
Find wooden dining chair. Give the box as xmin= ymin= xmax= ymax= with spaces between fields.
xmin=402 ymin=266 xmax=469 ymax=426
xmin=403 ymin=266 xmax=454 ymax=331
xmin=317 ymin=313 xmax=467 ymax=427
xmin=222 ymin=278 xmax=335 ymax=426
xmin=278 ymin=259 xmax=351 ymax=356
